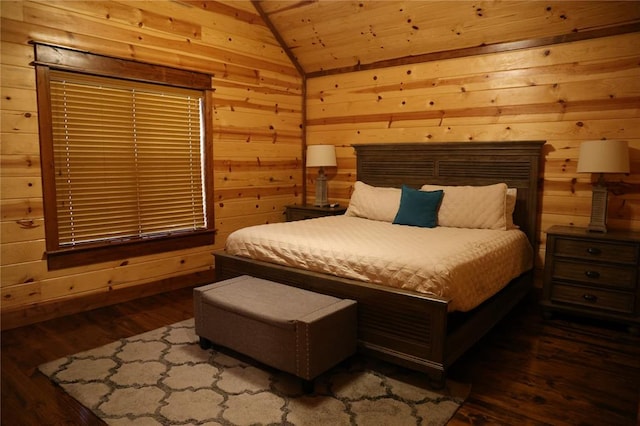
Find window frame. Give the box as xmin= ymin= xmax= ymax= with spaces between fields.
xmin=34 ymin=43 xmax=215 ymax=270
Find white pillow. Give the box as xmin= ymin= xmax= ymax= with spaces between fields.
xmin=345 ymin=181 xmax=401 ymax=222
xmin=420 ymin=183 xmax=509 ymax=230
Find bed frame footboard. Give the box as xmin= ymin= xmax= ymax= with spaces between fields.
xmin=214 ymin=251 xmax=450 ymax=385
xmin=215 ymin=252 xmax=534 ymax=386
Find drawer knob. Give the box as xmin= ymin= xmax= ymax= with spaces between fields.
xmin=582 ymin=293 xmax=598 ymax=303
xmin=584 ymin=270 xmax=600 ymax=279
xmin=586 ymin=247 xmax=601 ymax=255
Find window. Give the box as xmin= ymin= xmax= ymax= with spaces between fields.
xmin=35 ymin=43 xmax=214 ymax=270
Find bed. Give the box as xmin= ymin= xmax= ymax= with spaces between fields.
xmin=214 ymin=141 xmax=544 ymax=386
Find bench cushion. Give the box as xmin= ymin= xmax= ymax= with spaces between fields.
xmin=199 ymin=276 xmax=346 ymax=329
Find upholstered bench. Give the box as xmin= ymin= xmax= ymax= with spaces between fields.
xmin=193 ymin=275 xmax=357 ymax=390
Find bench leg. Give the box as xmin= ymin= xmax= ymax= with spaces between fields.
xmin=198 ymin=336 xmax=212 ymax=350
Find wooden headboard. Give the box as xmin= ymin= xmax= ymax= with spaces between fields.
xmin=353 ymin=141 xmax=545 ymax=244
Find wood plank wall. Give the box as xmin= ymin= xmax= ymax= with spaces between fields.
xmin=0 ymin=0 xmax=303 ymax=328
xmin=2 ymin=0 xmax=639 ymax=327
xmin=305 ymin=32 xmax=640 ymax=267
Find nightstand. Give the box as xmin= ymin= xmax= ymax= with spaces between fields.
xmin=542 ymin=225 xmax=640 ymax=334
xmin=285 ymin=204 xmax=347 ymax=222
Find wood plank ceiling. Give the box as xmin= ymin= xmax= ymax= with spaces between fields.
xmin=253 ymin=0 xmax=640 ymax=77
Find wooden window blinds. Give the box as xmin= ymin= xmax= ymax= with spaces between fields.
xmin=49 ymin=71 xmax=207 ymax=246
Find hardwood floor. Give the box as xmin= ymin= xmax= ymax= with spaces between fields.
xmin=2 ymin=287 xmax=638 ymax=425
xmin=448 ymin=292 xmax=640 ymax=426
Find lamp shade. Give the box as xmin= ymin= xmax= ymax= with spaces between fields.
xmin=577 ymin=140 xmax=630 ymax=174
xmin=306 ymin=145 xmax=337 ymax=168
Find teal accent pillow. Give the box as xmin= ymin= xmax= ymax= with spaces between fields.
xmin=393 ymin=186 xmax=443 ymax=228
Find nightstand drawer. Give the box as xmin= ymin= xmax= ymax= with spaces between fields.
xmin=543 ymin=226 xmax=640 ymax=331
xmin=550 ymin=284 xmax=635 ymax=314
xmin=554 ymin=239 xmax=638 ymax=264
xmin=552 ymin=259 xmax=637 ymax=290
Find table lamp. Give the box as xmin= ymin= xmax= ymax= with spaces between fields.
xmin=306 ymin=144 xmax=337 ymax=207
xmin=576 ymin=140 xmax=629 ymax=233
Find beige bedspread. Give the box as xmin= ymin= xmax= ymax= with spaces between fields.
xmin=224 ymin=216 xmax=533 ymax=312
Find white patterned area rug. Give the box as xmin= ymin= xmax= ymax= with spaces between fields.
xmin=39 ymin=318 xmax=470 ymax=425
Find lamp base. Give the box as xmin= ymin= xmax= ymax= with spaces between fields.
xmin=314 ymin=168 xmax=329 ymax=207
xmin=587 ymin=182 xmax=608 ymax=233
